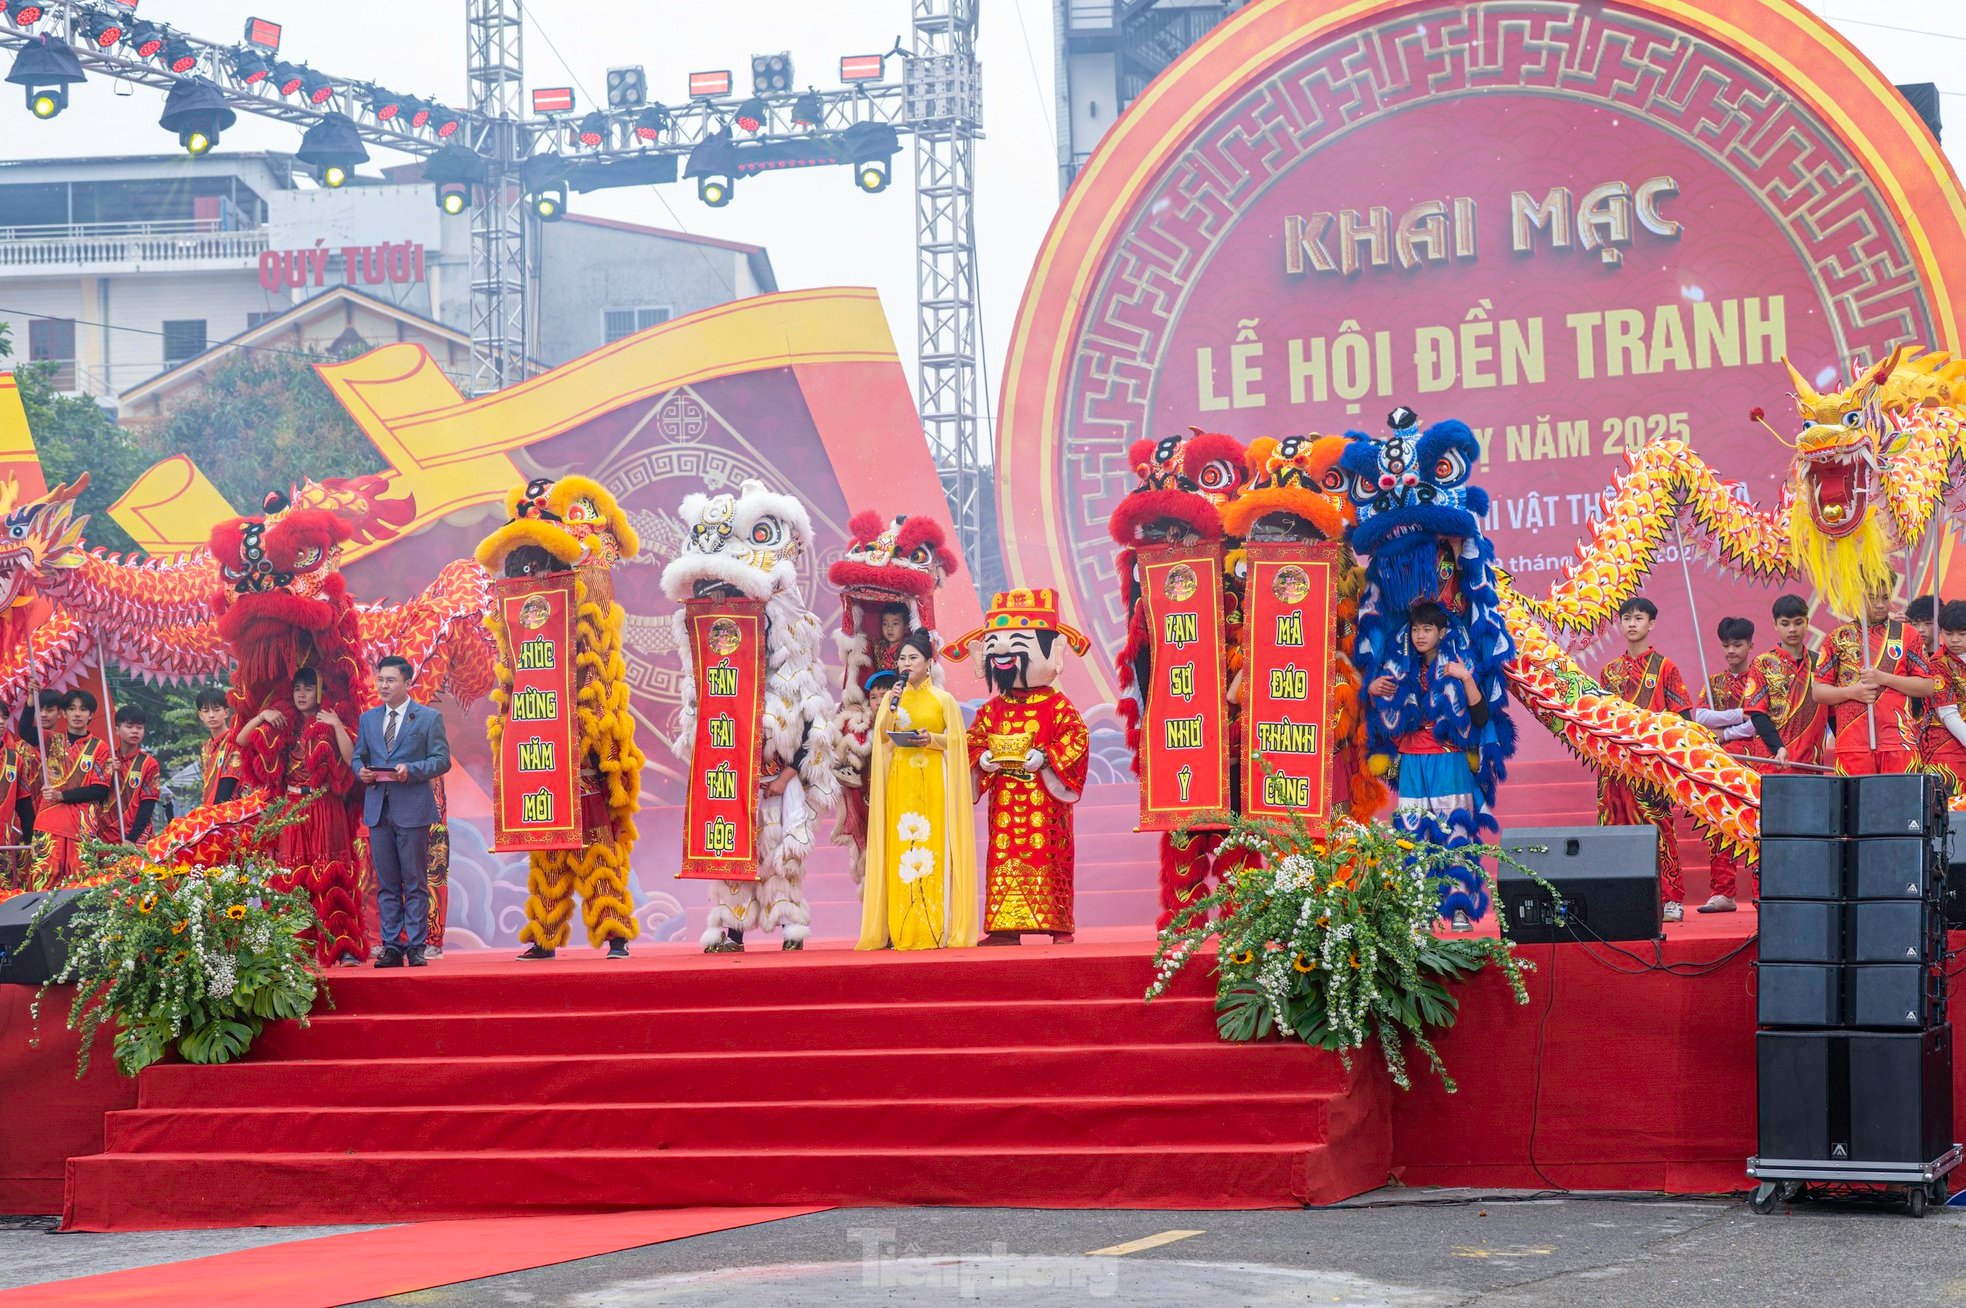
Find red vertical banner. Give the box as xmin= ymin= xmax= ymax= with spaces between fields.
xmin=678 ymin=598 xmax=767 ymax=881
xmin=1137 ymin=542 xmax=1230 ymax=831
xmin=1240 ymin=541 xmax=1339 ymax=833
xmin=489 ymin=574 xmax=581 ymax=852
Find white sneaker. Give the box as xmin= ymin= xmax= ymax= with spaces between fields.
xmin=1662 ymin=901 xmax=1684 ymax=923
xmin=1695 ymin=894 xmax=1736 ymax=914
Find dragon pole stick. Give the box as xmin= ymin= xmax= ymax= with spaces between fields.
xmin=1671 ymin=515 xmax=1714 ymax=699
xmin=93 ymin=640 xmax=127 ymax=835
xmin=1859 ymin=604 xmax=1878 ymax=750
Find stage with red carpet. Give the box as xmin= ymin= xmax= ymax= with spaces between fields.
xmin=6 ymin=771 xmax=1963 ymax=1230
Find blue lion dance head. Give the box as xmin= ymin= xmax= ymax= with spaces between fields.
xmin=1339 ymin=406 xmax=1488 ymax=560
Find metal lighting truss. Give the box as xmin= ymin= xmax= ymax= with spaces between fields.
xmin=1 ymin=0 xmax=992 ymax=576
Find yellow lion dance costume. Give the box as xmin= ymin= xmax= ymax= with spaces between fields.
xmin=477 ymin=476 xmax=644 ymax=958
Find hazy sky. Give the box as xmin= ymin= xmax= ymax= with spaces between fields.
xmin=6 ymin=1 xmax=1965 ymax=419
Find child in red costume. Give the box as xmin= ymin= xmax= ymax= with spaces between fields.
xmin=98 ymin=705 xmax=162 ymax=845
xmin=1743 ymin=594 xmax=1828 ymax=770
xmin=1811 ymin=588 xmax=1935 ymax=777
xmin=240 ymin=668 xmax=366 ymax=967
xmin=1919 ymin=600 xmax=1966 ymax=795
xmin=1696 ymin=617 xmax=1785 ymax=913
xmin=28 ymin=690 xmax=111 ymax=891
xmin=196 ymin=686 xmax=243 ymax=805
xmin=1598 ymin=597 xmax=1695 ymax=921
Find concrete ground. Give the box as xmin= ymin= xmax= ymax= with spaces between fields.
xmin=6 ymin=1192 xmax=1963 ymax=1305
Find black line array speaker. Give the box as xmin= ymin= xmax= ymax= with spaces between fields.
xmin=1762 ymin=772 xmax=1946 ymax=840
xmin=1757 ymin=1028 xmax=1953 ymax=1165
xmin=1496 ymin=825 xmax=1660 ymax=944
xmin=0 ymin=888 xmax=85 ymax=986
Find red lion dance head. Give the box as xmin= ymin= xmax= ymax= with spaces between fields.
xmin=828 ymin=508 xmax=960 ymax=698
xmin=208 ymin=477 xmax=411 ymax=721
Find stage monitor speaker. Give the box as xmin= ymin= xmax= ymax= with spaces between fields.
xmin=0 ymin=888 xmax=84 ymax=986
xmin=1758 ymin=900 xmax=1942 ymax=964
xmin=1848 ymin=772 xmax=1946 ymax=839
xmin=1944 ymin=812 xmax=1966 ymax=931
xmin=1758 ymin=1028 xmax=1953 ymax=1166
xmin=1756 ymin=963 xmax=1936 ymax=1029
xmin=1496 ymin=825 xmax=1660 ymax=944
xmin=1761 ymin=774 xmax=1847 ymax=838
xmin=1761 ymin=837 xmax=1940 ymax=902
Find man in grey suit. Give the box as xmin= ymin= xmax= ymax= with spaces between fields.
xmin=354 ymin=656 xmax=451 ymax=968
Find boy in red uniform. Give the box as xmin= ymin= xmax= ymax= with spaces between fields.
xmin=1919 ymin=600 xmax=1966 ymax=793
xmin=28 ymin=690 xmax=112 ymax=890
xmin=0 ymin=703 xmax=41 ymax=888
xmin=1743 ymin=594 xmax=1827 ymax=770
xmin=99 ymin=705 xmax=162 ymax=845
xmin=1599 ymin=597 xmax=1696 ymax=921
xmin=1811 ymin=587 xmax=1934 ymax=776
xmin=195 ymin=686 xmax=242 ymax=805
xmin=1696 ymin=617 xmax=1786 ymax=913
xmin=1906 ymin=595 xmax=1937 ymax=656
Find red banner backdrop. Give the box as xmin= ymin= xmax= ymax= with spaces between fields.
xmin=678 ymin=599 xmax=767 ymax=881
xmin=489 ymin=574 xmax=581 ymax=853
xmin=1136 ymin=543 xmax=1230 ymax=831
xmin=1240 ymin=542 xmax=1338 ymax=832
xmin=996 ymin=0 xmax=1966 ymax=725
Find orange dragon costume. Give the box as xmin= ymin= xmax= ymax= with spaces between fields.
xmin=477 ymin=476 xmax=643 ymax=957
xmin=1218 ymin=433 xmax=1386 ymax=825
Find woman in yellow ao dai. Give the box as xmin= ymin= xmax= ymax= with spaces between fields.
xmin=856 ymin=631 xmax=978 ymax=949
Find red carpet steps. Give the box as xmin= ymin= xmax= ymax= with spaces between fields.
xmin=62 ymin=939 xmax=1392 ymax=1231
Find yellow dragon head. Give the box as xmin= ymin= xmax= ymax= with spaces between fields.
xmin=1780 ymin=345 xmax=1966 ymax=618
xmin=0 ymin=473 xmax=90 ymax=611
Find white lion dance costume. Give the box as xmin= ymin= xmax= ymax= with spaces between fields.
xmin=662 ymin=479 xmax=840 ymax=951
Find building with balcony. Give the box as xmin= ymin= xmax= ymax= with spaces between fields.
xmin=1054 ymin=0 xmax=1247 ymax=194
xmin=0 ymin=154 xmax=776 ymax=414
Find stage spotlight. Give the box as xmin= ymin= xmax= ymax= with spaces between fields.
xmin=791 ymin=90 xmax=821 ymax=128
xmin=125 ymin=21 xmax=166 ymax=59
xmin=425 ymin=141 xmax=485 ymax=215
xmin=426 ymin=104 xmax=460 ymax=138
xmin=845 ymin=121 xmax=899 ymax=194
xmin=522 ymin=153 xmax=570 ymax=222
xmin=573 ymin=110 xmax=606 ymax=148
xmin=368 ymin=86 xmax=402 ymax=122
xmin=10 ymin=3 xmax=43 ymax=26
xmin=751 ymin=51 xmax=793 ymax=94
xmin=735 ymin=96 xmax=765 ymax=132
xmin=229 ymin=48 xmax=271 ymax=85
xmin=271 ymin=61 xmax=304 ymax=97
xmin=299 ymin=68 xmax=333 ymax=106
xmin=161 ymin=38 xmax=199 ymax=75
xmin=6 ymin=36 xmax=83 ymax=119
xmin=606 ymin=65 xmax=646 ymax=110
xmin=633 ymin=103 xmax=669 ymax=141
xmin=82 ymin=12 xmax=124 ymax=48
xmin=297 ymin=112 xmax=367 ymax=187
xmin=159 ymin=76 xmax=236 ymax=156
xmin=397 ymin=95 xmax=429 ymax=128
xmin=685 ymin=128 xmax=736 ymax=207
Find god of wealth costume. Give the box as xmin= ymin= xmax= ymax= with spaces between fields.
xmin=1108 ymin=430 xmax=1251 ymax=928
xmin=1218 ymin=434 xmax=1387 ymax=822
xmin=663 ymin=478 xmax=841 ymax=952
xmin=943 ymin=589 xmax=1090 ymax=944
xmin=826 ymin=509 xmax=960 ymax=886
xmin=477 ymin=476 xmax=643 ymax=958
xmin=1340 ymin=408 xmax=1517 ymax=923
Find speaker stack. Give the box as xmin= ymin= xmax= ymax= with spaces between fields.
xmin=1749 ymin=773 xmax=1960 ymax=1216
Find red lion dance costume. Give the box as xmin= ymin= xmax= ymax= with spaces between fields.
xmin=1109 ymin=430 xmax=1254 ymax=927
xmin=826 ymin=509 xmax=960 ymax=886
xmin=209 ymin=482 xmax=406 ymax=965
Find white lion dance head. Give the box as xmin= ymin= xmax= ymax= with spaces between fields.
xmin=661 ymin=479 xmax=840 ymax=946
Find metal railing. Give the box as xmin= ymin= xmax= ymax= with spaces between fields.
xmin=0 ymin=218 xmax=268 ymax=270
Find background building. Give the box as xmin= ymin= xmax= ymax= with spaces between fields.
xmin=1054 ymin=0 xmax=1246 ymax=194
xmin=0 ymin=154 xmax=775 ymax=415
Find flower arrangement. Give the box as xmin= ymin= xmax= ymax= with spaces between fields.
xmin=31 ymin=803 xmax=328 ymax=1077
xmin=1148 ymin=812 xmax=1553 ymax=1091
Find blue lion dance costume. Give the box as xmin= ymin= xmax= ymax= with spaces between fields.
xmin=1340 ymin=407 xmax=1517 ymax=921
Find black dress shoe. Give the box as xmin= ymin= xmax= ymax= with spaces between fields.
xmin=605 ymin=940 xmax=629 ymax=959
xmin=516 ymin=944 xmax=556 ymax=961
xmin=374 ymin=948 xmax=405 ymax=969
xmin=406 ymin=947 xmax=427 ymax=967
